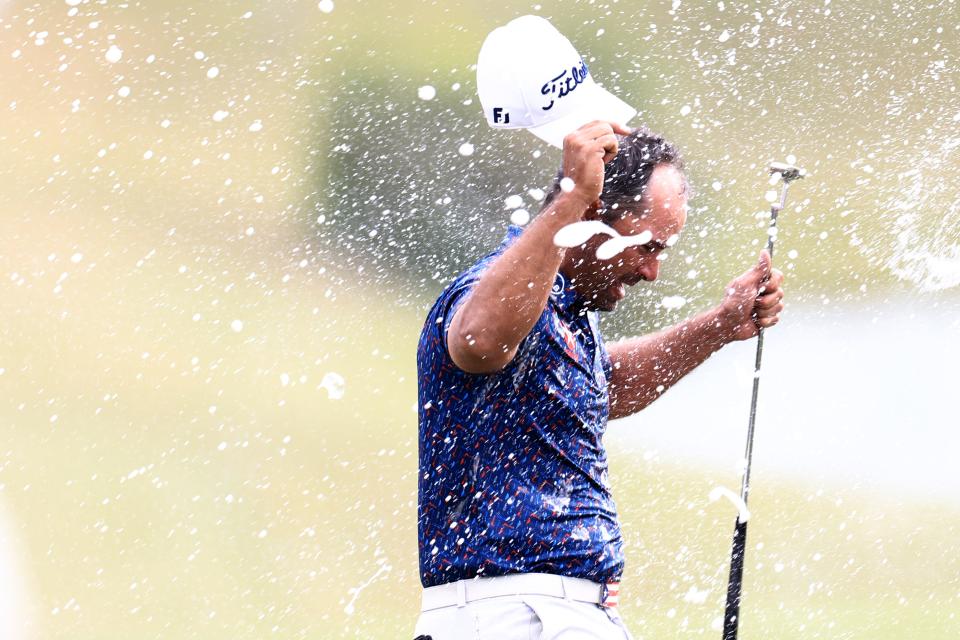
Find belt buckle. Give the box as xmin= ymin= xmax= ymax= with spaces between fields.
xmin=601 ymin=581 xmax=620 ymax=608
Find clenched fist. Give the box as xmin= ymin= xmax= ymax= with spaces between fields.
xmin=719 ymin=250 xmax=785 ymax=342
xmin=561 ymin=120 xmax=633 ymax=209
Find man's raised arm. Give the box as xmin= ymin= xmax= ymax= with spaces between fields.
xmin=447 ymin=121 xmax=631 ymax=374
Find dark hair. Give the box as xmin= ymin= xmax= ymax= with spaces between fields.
xmin=540 ymin=128 xmax=686 ymax=222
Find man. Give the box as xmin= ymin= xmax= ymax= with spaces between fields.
xmin=413 ymin=122 xmax=784 ymax=640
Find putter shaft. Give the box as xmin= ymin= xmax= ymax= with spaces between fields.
xmin=740 ymin=178 xmax=788 ymax=502
xmin=722 ymin=167 xmax=801 ymax=640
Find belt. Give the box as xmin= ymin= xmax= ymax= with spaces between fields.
xmin=421 ymin=573 xmax=621 ymax=611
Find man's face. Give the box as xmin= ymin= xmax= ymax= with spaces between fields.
xmin=562 ymin=164 xmax=688 ymax=312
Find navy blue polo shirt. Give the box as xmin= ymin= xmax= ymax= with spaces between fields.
xmin=416 ymin=225 xmax=624 ymax=588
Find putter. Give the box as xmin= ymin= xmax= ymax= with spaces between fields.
xmin=721 ymin=161 xmax=805 ymax=640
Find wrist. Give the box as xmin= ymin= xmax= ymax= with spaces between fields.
xmin=545 ymin=191 xmax=592 ymax=222
xmin=704 ymin=304 xmax=737 ymax=348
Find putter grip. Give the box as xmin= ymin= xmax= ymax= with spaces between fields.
xmin=722 ymin=518 xmax=748 ymax=640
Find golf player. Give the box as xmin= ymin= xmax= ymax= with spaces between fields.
xmin=413 ymin=16 xmax=784 ymax=640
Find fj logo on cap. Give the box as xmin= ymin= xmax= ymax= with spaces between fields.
xmin=540 ymin=60 xmax=589 ymax=111
xmin=492 ymin=107 xmax=510 ymax=124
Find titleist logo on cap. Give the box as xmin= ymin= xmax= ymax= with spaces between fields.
xmin=540 ymin=60 xmax=589 ymax=111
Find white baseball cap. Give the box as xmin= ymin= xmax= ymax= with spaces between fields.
xmin=476 ymin=15 xmax=636 ymax=149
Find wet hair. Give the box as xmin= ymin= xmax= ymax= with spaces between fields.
xmin=540 ymin=127 xmax=686 ymax=222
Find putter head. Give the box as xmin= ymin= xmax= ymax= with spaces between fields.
xmin=769 ymin=161 xmax=806 ymax=183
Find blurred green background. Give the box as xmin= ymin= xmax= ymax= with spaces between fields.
xmin=0 ymin=0 xmax=958 ymax=638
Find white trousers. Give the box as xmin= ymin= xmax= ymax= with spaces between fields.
xmin=413 ymin=587 xmax=633 ymax=640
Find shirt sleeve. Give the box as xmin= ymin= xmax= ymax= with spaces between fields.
xmin=430 ymin=272 xmax=483 ymax=361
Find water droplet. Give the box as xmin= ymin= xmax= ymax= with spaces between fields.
xmin=504 ymin=194 xmax=523 ymax=210
xmin=510 ymin=209 xmax=530 ymax=226
xmin=320 ymin=372 xmax=345 ymax=400
xmin=553 ymin=221 xmax=621 ymax=248
xmin=105 ymin=44 xmax=123 ymax=63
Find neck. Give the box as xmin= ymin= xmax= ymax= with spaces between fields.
xmin=558 ymin=256 xmax=574 ymax=282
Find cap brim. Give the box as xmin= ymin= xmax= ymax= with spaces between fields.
xmin=527 ymin=85 xmax=637 ymax=149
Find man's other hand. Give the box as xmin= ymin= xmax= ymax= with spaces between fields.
xmin=718 ymin=250 xmax=785 ymax=342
